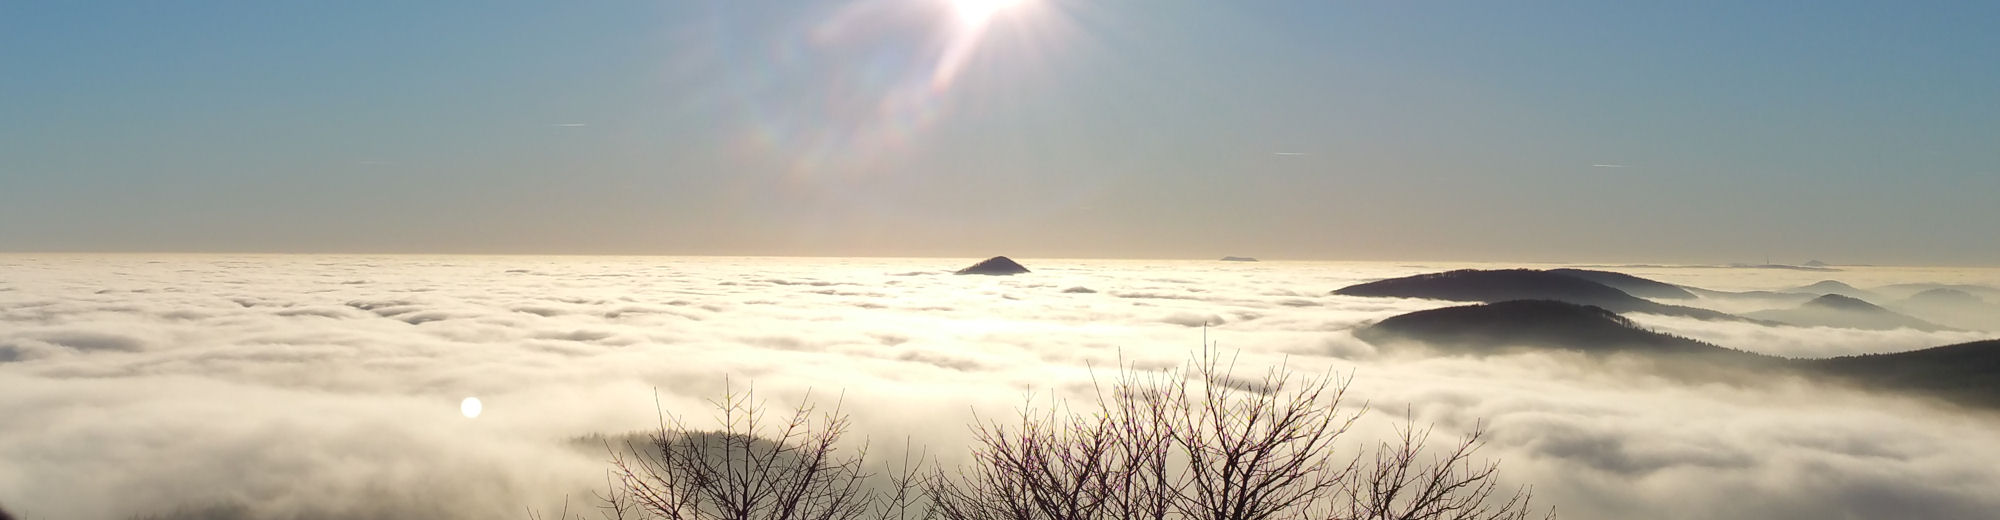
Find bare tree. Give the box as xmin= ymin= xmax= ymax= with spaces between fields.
xmin=588 ymin=352 xmax=1547 ymax=520
xmin=1171 ymin=353 xmax=1359 ymax=520
xmin=1347 ymin=417 xmax=1544 ymax=520
xmin=596 ymin=382 xmax=922 ymax=520
xmin=927 ymin=351 xmax=1549 ymax=520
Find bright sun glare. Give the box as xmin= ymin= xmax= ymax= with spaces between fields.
xmin=949 ymin=0 xmax=1027 ymax=25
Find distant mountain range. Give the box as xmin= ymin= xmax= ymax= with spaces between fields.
xmin=1333 ymin=268 xmax=1991 ymax=332
xmin=1876 ymin=283 xmax=2000 ymax=301
xmin=1891 ymin=288 xmax=2000 ymax=331
xmin=1331 ymin=269 xmax=1750 ymax=322
xmin=1726 ymin=263 xmax=1842 ymax=272
xmin=1355 ymin=300 xmax=2000 ymax=409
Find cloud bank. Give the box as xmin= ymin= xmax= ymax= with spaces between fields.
xmin=1 ymin=256 xmax=1997 ymax=519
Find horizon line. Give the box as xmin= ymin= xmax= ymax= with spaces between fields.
xmin=0 ymin=250 xmax=1988 ymax=269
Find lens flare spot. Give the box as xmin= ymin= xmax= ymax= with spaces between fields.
xmin=461 ymin=397 xmax=482 ymax=418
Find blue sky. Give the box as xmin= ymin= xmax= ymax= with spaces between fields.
xmin=3 ymin=1 xmax=1996 ymax=264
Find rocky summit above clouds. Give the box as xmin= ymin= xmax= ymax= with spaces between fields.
xmin=954 ymin=256 xmax=1030 ymax=275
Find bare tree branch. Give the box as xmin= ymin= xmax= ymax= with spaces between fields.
xmin=583 ymin=351 xmax=1548 ymax=520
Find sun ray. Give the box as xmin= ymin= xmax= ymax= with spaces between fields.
xmin=705 ymin=0 xmax=1069 ymax=182
xmin=949 ymin=0 xmax=1027 ymax=26
xmin=931 ymin=0 xmax=1035 ymax=89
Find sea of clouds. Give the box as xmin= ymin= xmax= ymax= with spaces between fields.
xmin=2 ymin=255 xmax=1998 ymax=519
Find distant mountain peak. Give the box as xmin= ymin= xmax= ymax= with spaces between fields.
xmin=1798 ymin=280 xmax=1863 ymax=292
xmin=1332 ymin=268 xmax=1745 ymax=321
xmin=1354 ymin=300 xmax=1734 ymax=356
xmin=1748 ymin=292 xmax=1949 ymax=332
xmin=1366 ymin=300 xmax=2000 ymax=409
xmin=1786 ymin=280 xmax=1880 ymax=300
xmin=1907 ymin=287 xmax=1982 ymax=305
xmin=1803 ymin=293 xmax=1884 ymax=312
xmin=1546 ymin=268 xmax=1698 ymax=299
xmin=956 ymin=256 xmax=1030 ymax=275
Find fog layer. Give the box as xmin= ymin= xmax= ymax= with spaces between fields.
xmin=1 ymin=256 xmax=1996 ymax=519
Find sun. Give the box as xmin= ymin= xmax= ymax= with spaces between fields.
xmin=948 ymin=0 xmax=1028 ymax=26
xmin=929 ymin=0 xmax=1037 ymax=88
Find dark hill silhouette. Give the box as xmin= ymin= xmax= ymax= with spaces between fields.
xmin=1811 ymin=340 xmax=2000 ymax=408
xmin=955 ymin=256 xmax=1029 ymax=275
xmin=1905 ymin=288 xmax=1983 ymax=306
xmin=1680 ymin=286 xmax=1817 ymax=305
xmin=1357 ymin=302 xmax=2000 ymax=409
xmin=1219 ymin=256 xmax=1259 ymax=262
xmin=1803 ymin=294 xmax=1883 ymax=312
xmin=1748 ymin=294 xmax=1949 ymax=331
xmin=1546 ymin=268 xmax=1698 ymax=299
xmin=1332 ymin=269 xmax=1747 ymax=321
xmin=1334 ymin=269 xmax=1634 ymax=306
xmin=1892 ymin=288 xmax=2000 ymax=332
xmin=1788 ymin=280 xmax=1878 ymax=300
xmin=1876 ymin=283 xmax=2000 ymax=301
xmin=1354 ymin=300 xmax=1745 ymax=358
xmin=1729 ymin=263 xmax=1841 ymax=272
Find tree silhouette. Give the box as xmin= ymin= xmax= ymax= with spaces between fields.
xmin=587 ymin=353 xmax=1549 ymax=520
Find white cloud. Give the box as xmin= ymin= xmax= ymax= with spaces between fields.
xmin=1626 ymin=313 xmax=1992 ymax=358
xmin=0 ymin=257 xmax=1996 ymax=519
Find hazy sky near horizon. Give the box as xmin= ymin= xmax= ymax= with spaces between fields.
xmin=3 ymin=1 xmax=1996 ymax=264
